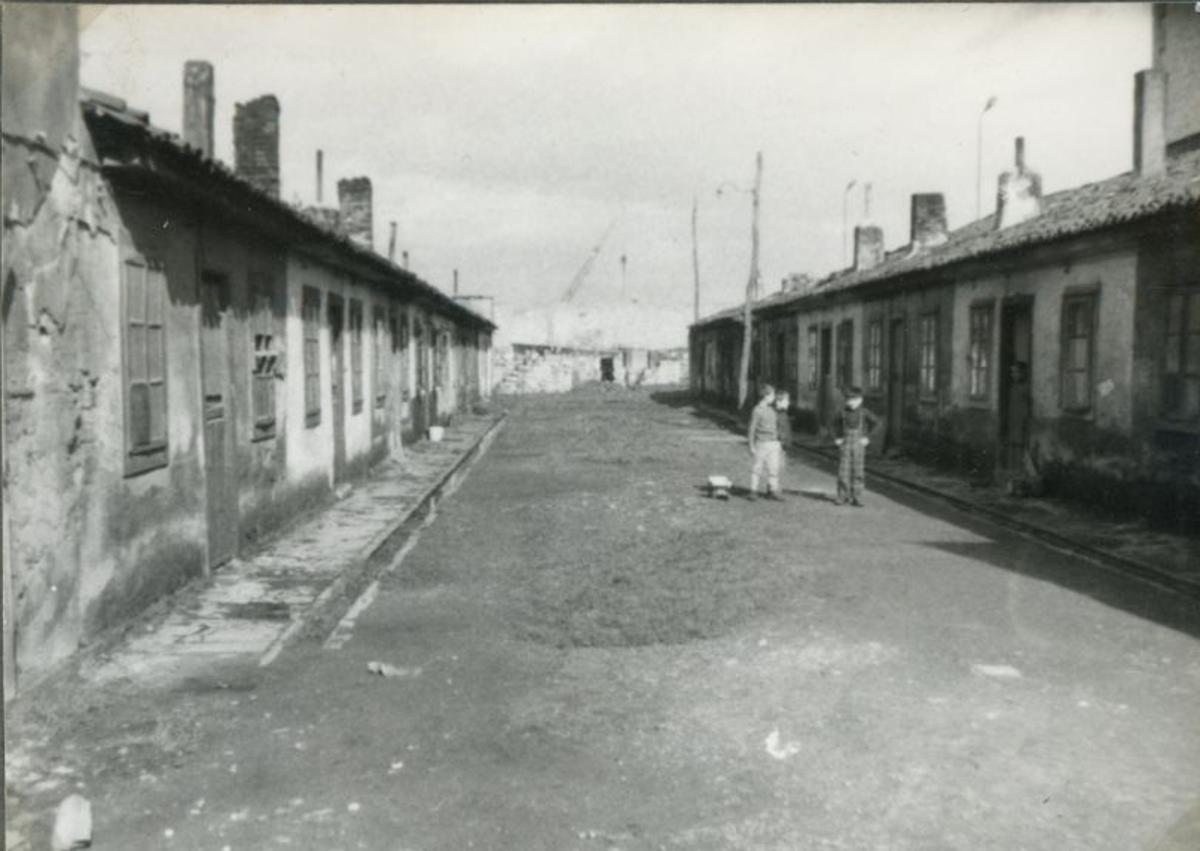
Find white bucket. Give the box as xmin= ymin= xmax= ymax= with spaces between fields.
xmin=428 ymin=425 xmax=445 ymax=442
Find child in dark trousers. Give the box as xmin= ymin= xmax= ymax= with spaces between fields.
xmin=830 ymin=386 xmax=880 ymax=507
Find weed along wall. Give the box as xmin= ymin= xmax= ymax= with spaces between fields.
xmin=2 ymin=27 xmax=496 ymax=687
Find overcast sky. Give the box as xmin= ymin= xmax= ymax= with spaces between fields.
xmin=80 ymin=3 xmax=1150 ymax=324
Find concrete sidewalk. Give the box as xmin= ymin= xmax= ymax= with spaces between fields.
xmin=696 ymin=401 xmax=1200 ymax=600
xmin=77 ymin=411 xmax=507 ymax=689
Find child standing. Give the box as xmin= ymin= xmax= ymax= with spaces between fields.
xmin=831 ymin=386 xmax=880 ymax=507
xmin=747 ymin=383 xmax=783 ymax=501
xmin=774 ymin=390 xmax=792 ymax=493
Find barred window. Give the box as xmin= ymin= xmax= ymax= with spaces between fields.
xmin=866 ymin=320 xmax=883 ymax=392
xmin=1163 ymin=290 xmax=1200 ymax=421
xmin=302 ymin=286 xmax=321 ymax=427
xmin=968 ymin=303 xmax=993 ymax=401
xmin=250 ymin=276 xmax=277 ymax=440
xmin=919 ymin=312 xmax=938 ymax=397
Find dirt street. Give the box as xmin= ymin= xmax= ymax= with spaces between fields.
xmin=8 ymin=388 xmax=1200 ymax=850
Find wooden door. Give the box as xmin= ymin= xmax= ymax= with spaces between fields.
xmin=817 ymin=326 xmax=833 ymax=432
xmin=328 ymin=294 xmax=346 ymax=482
xmin=886 ymin=318 xmax=906 ymax=451
xmin=999 ymin=301 xmax=1033 ymax=470
xmin=200 ymin=272 xmax=237 ymax=568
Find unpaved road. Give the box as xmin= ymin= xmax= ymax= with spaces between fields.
xmin=8 ymin=388 xmax=1200 ymax=850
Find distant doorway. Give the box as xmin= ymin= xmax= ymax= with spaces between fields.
xmin=328 ymin=293 xmax=346 ymax=482
xmin=201 ymin=272 xmax=237 ymax=569
xmin=817 ymin=326 xmax=833 ymax=432
xmin=600 ymin=356 xmax=615 ymax=383
xmin=999 ymin=299 xmax=1033 ymax=472
xmin=886 ymin=318 xmax=906 ymax=452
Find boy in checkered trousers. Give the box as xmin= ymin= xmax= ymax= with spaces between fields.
xmin=831 ymin=386 xmax=880 ymax=507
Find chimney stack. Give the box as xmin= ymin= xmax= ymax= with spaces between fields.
xmin=316 ymin=150 xmax=324 ymax=203
xmin=337 ymin=177 xmax=373 ymax=249
xmin=233 ymin=95 xmax=280 ymax=198
xmin=996 ymin=137 xmax=1043 ymax=229
xmin=909 ymin=193 xmax=948 ymax=251
xmin=1133 ymin=69 xmax=1166 ymax=177
xmin=182 ymin=61 xmax=214 ymax=158
xmin=388 ymin=221 xmax=397 ymax=263
xmin=853 ymin=225 xmax=885 ymax=272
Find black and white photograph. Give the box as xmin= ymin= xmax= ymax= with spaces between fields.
xmin=3 ymin=3 xmax=1199 ymax=848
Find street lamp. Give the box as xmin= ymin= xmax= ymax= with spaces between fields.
xmin=977 ymin=95 xmax=997 ymax=220
xmin=842 ymin=179 xmax=857 ymax=268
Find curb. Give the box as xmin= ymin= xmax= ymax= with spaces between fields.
xmin=258 ymin=411 xmax=509 ymax=666
xmin=695 ymin=402 xmax=1200 ymax=601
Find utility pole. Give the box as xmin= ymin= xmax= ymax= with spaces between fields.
xmin=620 ymin=254 xmax=627 ymax=299
xmin=691 ymin=196 xmax=700 ymax=322
xmin=737 ymin=151 xmax=763 ymax=410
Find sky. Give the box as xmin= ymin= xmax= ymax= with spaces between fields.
xmin=79 ymin=3 xmax=1151 ymax=342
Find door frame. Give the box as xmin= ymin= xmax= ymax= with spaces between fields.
xmin=327 ymin=292 xmax=347 ymax=482
xmin=998 ymin=296 xmax=1034 ymax=467
xmin=817 ymin=324 xmax=833 ymax=432
xmin=886 ymin=317 xmax=907 ymax=452
xmin=200 ymin=270 xmax=238 ymax=570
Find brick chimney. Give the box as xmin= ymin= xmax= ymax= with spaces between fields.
xmin=337 ymin=177 xmax=373 ymax=249
xmin=1133 ymin=69 xmax=1166 ymax=177
xmin=182 ymin=61 xmax=214 ymax=157
xmin=233 ymin=95 xmax=280 ymax=198
xmin=995 ymin=137 xmax=1043 ymax=229
xmin=853 ymin=225 xmax=885 ymax=272
xmin=910 ymin=193 xmax=948 ymax=251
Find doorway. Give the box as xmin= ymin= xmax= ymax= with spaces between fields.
xmin=886 ymin=318 xmax=907 ymax=452
xmin=328 ymin=293 xmax=346 ymax=482
xmin=999 ymin=300 xmax=1033 ymax=472
xmin=200 ymin=272 xmax=237 ymax=569
xmin=817 ymin=326 xmax=833 ymax=432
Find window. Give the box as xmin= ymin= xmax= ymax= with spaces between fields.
xmin=1061 ymin=294 xmax=1096 ymax=413
xmin=415 ymin=320 xmax=429 ymax=390
xmin=436 ymin=330 xmax=450 ymax=386
xmin=250 ymin=275 xmax=277 ymax=440
xmin=1164 ymin=291 xmax=1200 ymax=421
xmin=866 ymin=320 xmax=883 ymax=392
xmin=968 ymin=303 xmax=993 ymax=401
xmin=123 ymin=257 xmax=168 ymax=474
xmin=349 ymin=298 xmax=364 ymax=413
xmin=919 ymin=312 xmax=938 ymax=397
xmin=807 ymin=326 xmax=819 ymax=390
xmin=785 ymin=326 xmax=799 ymax=387
xmin=302 ymin=286 xmax=321 ymax=427
xmin=373 ymin=305 xmax=387 ymax=408
xmin=836 ymin=319 xmax=853 ymax=390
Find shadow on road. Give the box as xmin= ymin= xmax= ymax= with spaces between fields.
xmin=653 ymin=390 xmax=1200 ymax=641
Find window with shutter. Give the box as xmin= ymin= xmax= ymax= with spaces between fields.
xmin=919 ymin=312 xmax=939 ymax=398
xmin=374 ymin=304 xmax=387 ymax=408
xmin=124 ymin=258 xmax=169 ymax=475
xmin=1060 ymin=294 xmax=1096 ymax=413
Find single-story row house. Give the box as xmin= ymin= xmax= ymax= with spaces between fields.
xmin=690 ymin=7 xmax=1200 ymax=530
xmin=2 ymin=6 xmax=494 ymax=687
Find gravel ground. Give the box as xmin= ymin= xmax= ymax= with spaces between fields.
xmin=7 ymin=385 xmax=1200 ymax=850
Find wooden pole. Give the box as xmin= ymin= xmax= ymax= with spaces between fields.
xmin=691 ymin=196 xmax=700 ymax=322
xmin=737 ymin=151 xmax=763 ymax=409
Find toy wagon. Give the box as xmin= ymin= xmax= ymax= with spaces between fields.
xmin=707 ymin=475 xmax=732 ymax=500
